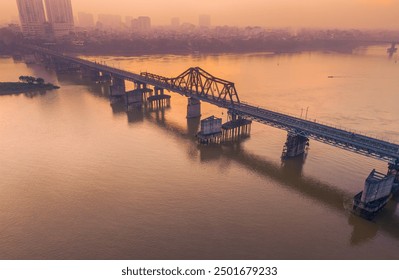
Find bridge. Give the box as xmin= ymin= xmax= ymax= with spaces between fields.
xmin=27 ymin=45 xmax=399 ymax=219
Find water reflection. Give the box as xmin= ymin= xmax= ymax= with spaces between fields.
xmin=110 ymin=102 xmax=126 ymax=115
xmin=281 ymin=154 xmax=306 ymax=177
xmin=56 ymin=72 xmax=111 ymax=98
xmin=348 ymin=215 xmax=379 ymax=246
xmin=24 ymin=90 xmax=47 ymax=98
xmin=127 ymin=107 xmax=145 ymax=123
xmin=349 ymin=193 xmax=399 ymax=245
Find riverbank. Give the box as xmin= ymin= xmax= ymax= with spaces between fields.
xmin=0 ymin=82 xmax=60 ymax=95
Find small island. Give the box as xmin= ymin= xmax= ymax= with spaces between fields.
xmin=0 ymin=76 xmax=60 ymax=96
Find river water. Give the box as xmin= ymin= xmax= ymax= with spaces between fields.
xmin=0 ymin=46 xmax=398 ymax=259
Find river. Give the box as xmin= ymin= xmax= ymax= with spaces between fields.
xmin=0 ymin=45 xmax=398 ymax=259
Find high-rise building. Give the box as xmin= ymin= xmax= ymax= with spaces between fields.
xmin=198 ymin=14 xmax=211 ymax=27
xmin=16 ymin=0 xmax=46 ymax=38
xmin=44 ymin=0 xmax=74 ymax=37
xmin=78 ymin=12 xmax=94 ymax=28
xmin=97 ymin=14 xmax=122 ymax=30
xmin=125 ymin=16 xmax=134 ymax=25
xmin=131 ymin=16 xmax=151 ymax=33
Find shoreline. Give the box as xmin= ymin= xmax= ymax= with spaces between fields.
xmin=2 ymin=40 xmax=387 ymax=58
xmin=66 ymin=44 xmax=365 ymax=58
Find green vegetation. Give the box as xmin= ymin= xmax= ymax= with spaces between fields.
xmin=0 ymin=76 xmax=59 ymax=95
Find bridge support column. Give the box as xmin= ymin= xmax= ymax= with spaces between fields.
xmin=187 ymin=98 xmax=201 ymax=118
xmin=148 ymin=87 xmax=170 ymax=110
xmin=221 ymin=111 xmax=252 ymax=142
xmin=154 ymin=87 xmax=164 ymax=95
xmin=353 ymin=169 xmax=395 ymax=219
xmin=126 ymin=90 xmax=144 ymax=110
xmin=92 ymin=70 xmax=100 ymax=81
xmin=109 ymin=77 xmax=126 ymax=104
xmin=197 ymin=116 xmax=222 ymax=144
xmin=100 ymin=72 xmax=112 ymax=83
xmin=135 ymin=81 xmax=147 ymax=90
xmin=282 ymin=133 xmax=309 ymax=159
xmin=388 ymin=159 xmax=399 ymax=194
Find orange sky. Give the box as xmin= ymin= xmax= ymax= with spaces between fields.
xmin=1 ymin=0 xmax=399 ymax=29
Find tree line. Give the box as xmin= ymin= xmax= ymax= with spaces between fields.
xmin=19 ymin=76 xmax=45 ymax=85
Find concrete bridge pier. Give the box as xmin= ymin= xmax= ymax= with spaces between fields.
xmin=100 ymin=72 xmax=112 ymax=83
xmin=388 ymin=159 xmax=399 ymax=194
xmin=126 ymin=88 xmax=154 ymax=111
xmin=135 ymin=81 xmax=147 ymax=90
xmin=187 ymin=98 xmax=201 ymax=118
xmin=197 ymin=116 xmax=222 ymax=144
xmin=281 ymin=133 xmax=309 ymax=159
xmin=221 ymin=111 xmax=252 ymax=142
xmin=353 ymin=169 xmax=395 ymax=219
xmin=126 ymin=90 xmax=144 ymax=110
xmin=154 ymin=87 xmax=164 ymax=95
xmin=109 ymin=77 xmax=126 ymax=104
xmin=148 ymin=87 xmax=171 ymax=110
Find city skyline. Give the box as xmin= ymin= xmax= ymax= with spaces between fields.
xmin=15 ymin=0 xmax=74 ymax=38
xmin=2 ymin=0 xmax=399 ymax=29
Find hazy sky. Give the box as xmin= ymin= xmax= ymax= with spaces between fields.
xmin=1 ymin=0 xmax=399 ymax=29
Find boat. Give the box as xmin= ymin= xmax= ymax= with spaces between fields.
xmin=387 ymin=43 xmax=398 ymax=55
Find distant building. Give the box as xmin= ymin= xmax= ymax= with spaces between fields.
xmin=171 ymin=17 xmax=180 ymax=28
xmin=10 ymin=16 xmax=20 ymax=25
xmin=125 ymin=16 xmax=134 ymax=25
xmin=16 ymin=0 xmax=47 ymax=38
xmin=97 ymin=14 xmax=122 ymax=30
xmin=181 ymin=22 xmax=196 ymax=31
xmin=131 ymin=16 xmax=151 ymax=33
xmin=198 ymin=14 xmax=211 ymax=27
xmin=78 ymin=12 xmax=94 ymax=28
xmin=44 ymin=0 xmax=74 ymax=37
xmin=8 ymin=23 xmax=22 ymax=34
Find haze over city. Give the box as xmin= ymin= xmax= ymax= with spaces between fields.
xmin=1 ymin=0 xmax=399 ymax=29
